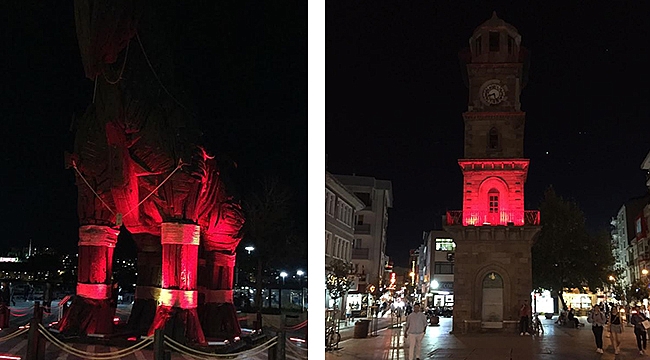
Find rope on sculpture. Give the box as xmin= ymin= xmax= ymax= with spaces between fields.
xmin=103 ymin=40 xmax=130 ymax=85
xmin=123 ymin=159 xmax=185 ymax=218
xmin=285 ymin=339 xmax=308 ymax=353
xmin=135 ymin=31 xmax=196 ymax=118
xmin=286 ymin=319 xmax=308 ymax=331
xmin=71 ymin=160 xmax=116 ymax=217
xmin=93 ymin=74 xmax=98 ymax=103
xmin=164 ymin=334 xmax=277 ymax=359
xmin=38 ymin=324 xmax=153 ymax=359
xmin=0 ymin=328 xmax=29 ymax=342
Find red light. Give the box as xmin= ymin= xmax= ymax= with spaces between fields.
xmin=289 ymin=337 xmax=306 ymax=343
xmin=127 ymin=337 xmax=137 ymax=341
xmin=0 ymin=355 xmax=22 ymax=360
xmin=113 ymin=317 xmax=120 ymax=323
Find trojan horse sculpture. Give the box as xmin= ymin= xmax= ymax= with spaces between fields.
xmin=59 ymin=1 xmax=244 ymax=344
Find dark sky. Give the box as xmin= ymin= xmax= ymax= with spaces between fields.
xmin=1 ymin=2 xmax=306 ymax=256
xmin=326 ymin=2 xmax=650 ymax=267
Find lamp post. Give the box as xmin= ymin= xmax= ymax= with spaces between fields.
xmin=279 ymin=271 xmax=287 ymax=311
xmin=297 ymin=270 xmax=305 ymax=312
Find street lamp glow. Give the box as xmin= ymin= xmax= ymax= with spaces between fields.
xmin=643 ymin=269 xmax=649 ymax=276
xmin=244 ymin=246 xmax=255 ymax=254
xmin=280 ymin=271 xmax=288 ymax=278
xmin=609 ymin=275 xmax=615 ymax=281
xmin=431 ymin=280 xmax=439 ymax=289
xmin=297 ymin=270 xmax=304 ymax=276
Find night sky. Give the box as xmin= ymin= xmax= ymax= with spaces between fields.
xmin=326 ymin=2 xmax=650 ymax=267
xmin=2 ymin=2 xmax=306 ymax=256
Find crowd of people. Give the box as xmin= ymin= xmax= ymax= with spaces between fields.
xmin=586 ymin=303 xmax=650 ymax=355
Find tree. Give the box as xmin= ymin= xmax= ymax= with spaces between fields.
xmin=532 ymin=187 xmax=615 ymax=310
xmin=241 ymin=176 xmax=302 ymax=324
xmin=326 ymin=258 xmax=352 ymax=309
xmin=627 ymin=278 xmax=650 ymax=304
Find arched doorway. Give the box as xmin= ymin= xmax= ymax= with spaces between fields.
xmin=482 ymin=272 xmax=503 ymax=328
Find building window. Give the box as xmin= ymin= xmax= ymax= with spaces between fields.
xmin=489 ymin=127 xmax=499 ymax=149
xmin=326 ymin=190 xmax=336 ymax=216
xmin=488 ymin=189 xmax=499 ymax=213
xmin=508 ymin=36 xmax=514 ymax=54
xmin=353 ymin=238 xmax=362 ymax=249
xmin=357 ymin=215 xmax=364 ymax=225
xmin=434 ymin=262 xmax=454 ymax=274
xmin=326 ymin=232 xmax=332 ymax=255
xmin=489 ymin=32 xmax=500 ymax=52
xmin=475 ymin=36 xmax=482 ymax=55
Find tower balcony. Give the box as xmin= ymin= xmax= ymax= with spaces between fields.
xmin=446 ymin=210 xmax=540 ymax=226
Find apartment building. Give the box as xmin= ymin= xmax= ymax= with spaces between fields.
xmin=325 ymin=171 xmax=365 ymax=309
xmin=334 ymin=175 xmax=393 ymax=291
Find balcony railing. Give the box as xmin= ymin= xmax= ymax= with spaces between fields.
xmin=445 ymin=210 xmax=541 ymax=226
xmin=354 ymin=224 xmax=371 ymax=234
xmin=352 ymin=247 xmax=370 ymax=259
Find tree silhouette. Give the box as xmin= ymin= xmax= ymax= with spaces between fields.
xmin=532 ymin=187 xmax=614 ymax=310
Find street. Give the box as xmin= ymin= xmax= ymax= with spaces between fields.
xmin=326 ymin=316 xmax=650 ymax=360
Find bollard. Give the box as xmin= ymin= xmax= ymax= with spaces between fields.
xmin=267 ymin=334 xmax=277 ymax=360
xmin=26 ymin=301 xmax=43 ymax=360
xmin=278 ymin=314 xmax=286 ymax=360
xmin=154 ymin=327 xmax=165 ymax=360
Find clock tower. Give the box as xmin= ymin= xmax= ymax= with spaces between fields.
xmin=444 ymin=12 xmax=541 ymax=334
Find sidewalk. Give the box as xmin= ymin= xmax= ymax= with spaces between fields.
xmin=326 ymin=316 xmax=650 ymax=359
xmin=337 ymin=317 xmax=396 ymax=341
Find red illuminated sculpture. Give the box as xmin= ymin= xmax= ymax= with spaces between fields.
xmin=59 ymin=1 xmax=244 ymax=344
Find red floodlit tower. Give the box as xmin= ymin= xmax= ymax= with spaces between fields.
xmin=444 ymin=12 xmax=541 ymax=334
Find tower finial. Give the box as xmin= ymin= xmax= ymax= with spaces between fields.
xmin=492 ymin=11 xmax=498 ymax=19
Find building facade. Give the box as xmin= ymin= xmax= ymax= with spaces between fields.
xmin=325 ymin=171 xmax=365 ymax=310
xmin=334 ymin=175 xmax=393 ymax=294
xmin=443 ymin=13 xmax=541 ymax=333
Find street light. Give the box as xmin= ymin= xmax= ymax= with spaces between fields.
xmin=279 ymin=271 xmax=288 ymax=312
xmin=643 ymin=269 xmax=648 ymax=276
xmin=296 ymin=270 xmax=305 ymax=312
xmin=431 ymin=280 xmax=439 ymax=289
xmin=244 ymin=246 xmax=255 ymax=254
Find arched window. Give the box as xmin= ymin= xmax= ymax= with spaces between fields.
xmin=488 ymin=188 xmax=499 ymax=213
xmin=489 ymin=127 xmax=499 ymax=149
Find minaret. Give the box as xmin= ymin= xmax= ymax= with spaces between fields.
xmin=444 ymin=12 xmax=541 ymax=334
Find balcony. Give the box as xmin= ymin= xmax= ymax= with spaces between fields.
xmin=445 ymin=210 xmax=540 ymax=226
xmin=354 ymin=224 xmax=371 ymax=234
xmin=352 ymin=247 xmax=370 ymax=260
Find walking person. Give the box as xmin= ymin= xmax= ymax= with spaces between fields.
xmin=587 ymin=304 xmax=606 ymax=354
xmin=609 ymin=305 xmax=624 ymax=355
xmin=404 ymin=303 xmax=428 ymax=360
xmin=519 ymin=299 xmax=531 ymax=335
xmin=631 ymin=305 xmax=649 ymax=355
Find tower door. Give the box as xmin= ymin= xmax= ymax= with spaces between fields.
xmin=481 ymin=272 xmax=503 ymax=328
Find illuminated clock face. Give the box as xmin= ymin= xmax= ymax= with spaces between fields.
xmin=481 ymin=83 xmax=505 ymax=105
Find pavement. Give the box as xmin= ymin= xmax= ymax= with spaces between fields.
xmin=326 ymin=316 xmax=650 ymax=360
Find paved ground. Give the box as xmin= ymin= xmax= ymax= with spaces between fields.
xmin=326 ymin=316 xmax=650 ymax=360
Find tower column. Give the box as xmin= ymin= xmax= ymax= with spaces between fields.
xmin=148 ymin=223 xmax=205 ymax=345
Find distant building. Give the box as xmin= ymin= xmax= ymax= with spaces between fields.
xmin=420 ymin=231 xmax=456 ymax=310
xmin=612 ymin=195 xmax=650 ymax=288
xmin=325 ymin=171 xmax=365 ymax=311
xmin=334 ymin=175 xmax=393 ymax=292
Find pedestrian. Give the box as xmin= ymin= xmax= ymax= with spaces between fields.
xmin=630 ymin=305 xmax=649 ymax=355
xmin=587 ymin=304 xmax=606 ymax=354
xmin=519 ymin=299 xmax=531 ymax=335
xmin=609 ymin=305 xmax=624 ymax=355
xmin=404 ymin=303 xmax=427 ymax=360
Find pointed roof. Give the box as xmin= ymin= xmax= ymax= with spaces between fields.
xmin=473 ymin=11 xmax=519 ymax=36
